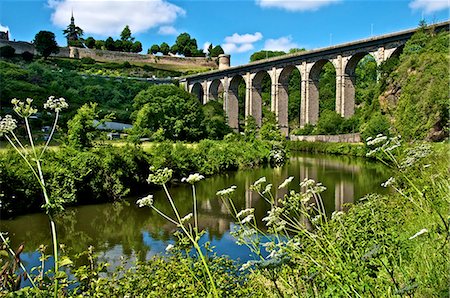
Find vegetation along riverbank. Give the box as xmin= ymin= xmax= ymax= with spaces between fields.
xmin=0 ymin=23 xmax=448 ymax=296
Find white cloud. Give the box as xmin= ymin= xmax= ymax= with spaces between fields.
xmin=0 ymin=24 xmax=9 ymax=33
xmin=256 ymin=0 xmax=340 ymax=11
xmin=221 ymin=32 xmax=262 ymax=54
xmin=224 ymin=32 xmax=263 ymax=44
xmin=222 ymin=43 xmax=255 ymax=54
xmin=48 ymin=0 xmax=185 ymax=36
xmin=203 ymin=42 xmax=211 ymax=53
xmin=409 ymin=0 xmax=450 ymax=13
xmin=264 ymin=36 xmax=299 ymax=52
xmin=158 ymin=25 xmax=178 ymax=35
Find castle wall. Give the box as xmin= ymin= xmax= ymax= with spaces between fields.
xmin=0 ymin=40 xmax=218 ymax=70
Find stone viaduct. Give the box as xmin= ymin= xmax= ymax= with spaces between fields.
xmin=180 ymin=21 xmax=449 ymax=135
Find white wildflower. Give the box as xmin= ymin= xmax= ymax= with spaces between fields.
xmin=253 ymin=177 xmax=266 ymax=187
xmin=181 ymin=173 xmax=205 ymax=184
xmin=12 ymin=98 xmax=38 ymax=117
xmin=180 ymin=213 xmax=193 ymax=224
xmin=278 ymin=176 xmax=294 ymax=189
xmin=216 ymin=185 xmax=237 ymax=196
xmin=367 ymin=135 xmax=387 ymax=146
xmin=0 ymin=115 xmax=17 ymax=134
xmin=236 ymin=208 xmax=254 ymax=219
xmin=262 ymin=183 xmax=272 ymax=195
xmin=239 ymin=261 xmax=254 ymax=271
xmin=381 ymin=177 xmax=395 ymax=188
xmin=44 ymin=96 xmax=69 ymax=112
xmin=311 ymin=215 xmax=321 ymax=225
xmin=300 ymin=178 xmax=316 ymax=189
xmin=165 ymin=244 xmax=174 ymax=252
xmin=331 ymin=211 xmax=344 ymax=220
xmin=240 ymin=214 xmax=254 ymax=225
xmin=136 ymin=195 xmax=153 ymax=207
xmin=409 ymin=228 xmax=428 ymax=240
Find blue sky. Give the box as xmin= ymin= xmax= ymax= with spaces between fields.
xmin=0 ymin=0 xmax=448 ymax=66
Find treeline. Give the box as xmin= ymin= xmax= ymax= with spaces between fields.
xmin=148 ymin=33 xmax=224 ymax=58
xmin=79 ymin=26 xmax=143 ymax=53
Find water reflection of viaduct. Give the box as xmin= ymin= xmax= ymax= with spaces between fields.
xmin=180 ymin=22 xmax=449 ymax=135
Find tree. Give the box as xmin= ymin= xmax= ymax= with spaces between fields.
xmin=170 ymin=44 xmax=179 ymax=55
xmin=67 ymin=103 xmax=99 ymax=149
xmin=210 ymin=45 xmax=224 ymax=57
xmin=34 ymin=31 xmax=59 ymax=59
xmin=95 ymin=40 xmax=105 ymax=50
xmin=63 ymin=20 xmax=83 ymax=46
xmin=131 ymin=85 xmax=205 ymax=141
xmin=105 ymin=37 xmax=115 ymax=51
xmin=120 ymin=25 xmax=134 ymax=42
xmin=131 ymin=41 xmax=142 ymax=53
xmin=175 ymin=32 xmax=200 ymax=57
xmin=160 ymin=42 xmax=170 ymax=55
xmin=250 ymin=50 xmax=285 ymax=62
xmin=114 ymin=40 xmax=124 ymax=51
xmin=149 ymin=44 xmax=160 ymax=54
xmin=84 ymin=37 xmax=96 ymax=49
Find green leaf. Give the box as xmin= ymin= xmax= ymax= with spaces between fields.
xmin=58 ymin=256 xmax=73 ymax=267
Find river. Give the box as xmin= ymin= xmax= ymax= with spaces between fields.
xmin=0 ymin=152 xmax=391 ymax=272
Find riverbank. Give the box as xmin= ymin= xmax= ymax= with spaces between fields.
xmin=288 ymin=140 xmax=366 ymax=157
xmin=0 ymin=139 xmax=285 ymax=218
xmin=6 ymin=139 xmax=448 ymax=297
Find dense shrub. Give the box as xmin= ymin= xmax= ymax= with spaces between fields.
xmin=0 ymin=45 xmax=15 ymax=58
xmin=21 ymin=51 xmax=34 ymax=62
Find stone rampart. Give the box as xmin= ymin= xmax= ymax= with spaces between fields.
xmin=0 ymin=40 xmax=36 ymax=54
xmin=289 ymin=133 xmax=361 ymax=143
xmin=0 ymin=40 xmax=218 ymax=69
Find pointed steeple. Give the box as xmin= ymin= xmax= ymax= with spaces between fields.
xmin=71 ymin=9 xmax=75 ymax=25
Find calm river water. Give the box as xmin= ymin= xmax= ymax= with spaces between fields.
xmin=1 ymin=152 xmax=390 ymax=272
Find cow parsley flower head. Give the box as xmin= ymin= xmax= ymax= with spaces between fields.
xmin=181 ymin=173 xmax=205 ymax=184
xmin=216 ymin=185 xmax=237 ymax=197
xmin=136 ymin=195 xmax=154 ymax=207
xmin=0 ymin=115 xmax=17 ymax=135
xmin=236 ymin=208 xmax=254 ymax=219
xmin=180 ymin=213 xmax=193 ymax=224
xmin=12 ymin=98 xmax=38 ymax=118
xmin=147 ymin=167 xmax=173 ymax=185
xmin=278 ymin=176 xmax=294 ymax=189
xmin=44 ymin=96 xmax=69 ymax=112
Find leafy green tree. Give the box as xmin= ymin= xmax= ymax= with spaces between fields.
xmin=120 ymin=25 xmax=134 ymax=42
xmin=67 ymin=103 xmax=100 ymax=149
xmin=170 ymin=44 xmax=179 ymax=55
xmin=201 ymin=101 xmax=232 ymax=139
xmin=260 ymin=111 xmax=283 ymax=141
xmin=114 ymin=40 xmax=124 ymax=51
xmin=105 ymin=37 xmax=115 ymax=51
xmin=288 ymin=48 xmax=306 ymax=53
xmin=160 ymin=42 xmax=170 ymax=55
xmin=63 ymin=21 xmax=84 ymax=46
xmin=175 ymin=33 xmax=199 ymax=57
xmin=244 ymin=116 xmax=257 ymax=141
xmin=84 ymin=37 xmax=96 ymax=49
xmin=94 ymin=40 xmax=105 ymax=50
xmin=33 ymin=31 xmax=59 ymax=59
xmin=149 ymin=44 xmax=160 ymax=54
xmin=250 ymin=50 xmax=285 ymax=62
xmin=314 ymin=110 xmax=343 ymax=135
xmin=131 ymin=85 xmax=205 ymax=141
xmin=210 ymin=45 xmax=224 ymax=57
xmin=131 ymin=41 xmax=142 ymax=53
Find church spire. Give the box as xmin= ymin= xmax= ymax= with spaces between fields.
xmin=70 ymin=9 xmax=74 ymax=25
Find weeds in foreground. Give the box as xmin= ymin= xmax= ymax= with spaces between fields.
xmin=0 ymin=97 xmax=68 ymax=296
